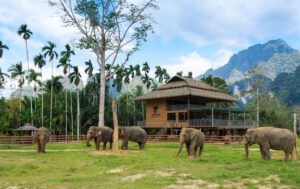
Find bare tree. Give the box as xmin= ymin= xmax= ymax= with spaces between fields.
xmin=49 ymin=0 xmax=157 ymax=127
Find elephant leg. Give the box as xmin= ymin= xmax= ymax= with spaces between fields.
xmin=103 ymin=142 xmax=107 ymax=150
xmin=37 ymin=140 xmax=41 ymax=153
xmin=109 ymin=141 xmax=112 ymax=150
xmin=141 ymin=142 xmax=145 ymax=150
xmin=189 ymin=142 xmax=196 ymax=157
xmin=264 ymin=146 xmax=271 ymax=160
xmin=199 ymin=146 xmax=203 ymax=157
xmin=125 ymin=141 xmax=129 ymax=150
xmin=121 ymin=140 xmax=126 ymax=150
xmin=96 ymin=140 xmax=100 ymax=151
xmin=42 ymin=144 xmax=46 ymax=153
xmin=284 ymin=151 xmax=289 ymax=162
xmin=186 ymin=142 xmax=190 ymax=156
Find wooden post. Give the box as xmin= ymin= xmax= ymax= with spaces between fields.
xmin=112 ymin=99 xmax=119 ymax=151
xmin=294 ymin=113 xmax=297 ymax=138
xmin=211 ymin=107 xmax=214 ymax=126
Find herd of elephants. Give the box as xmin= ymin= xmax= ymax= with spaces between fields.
xmin=33 ymin=126 xmax=298 ymax=162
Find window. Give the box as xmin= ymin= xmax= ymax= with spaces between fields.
xmin=167 ymin=113 xmax=176 ymax=121
xmin=179 ymin=112 xmax=188 ymax=121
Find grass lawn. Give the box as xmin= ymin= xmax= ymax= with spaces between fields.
xmin=0 ymin=142 xmax=299 ymax=189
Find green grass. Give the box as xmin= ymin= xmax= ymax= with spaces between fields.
xmin=0 ymin=142 xmax=299 ymax=189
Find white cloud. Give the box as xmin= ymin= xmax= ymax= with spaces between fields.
xmin=155 ymin=0 xmax=300 ymax=48
xmin=160 ymin=49 xmax=232 ymax=77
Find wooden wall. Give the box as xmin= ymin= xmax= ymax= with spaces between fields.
xmin=145 ymin=99 xmax=167 ymax=126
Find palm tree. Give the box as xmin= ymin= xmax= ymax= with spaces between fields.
xmin=58 ymin=44 xmax=75 ymax=137
xmin=17 ymin=24 xmax=33 ymax=71
xmin=27 ymin=69 xmax=42 ymax=126
xmin=0 ymin=68 xmax=9 ymax=88
xmin=0 ymin=41 xmax=9 ymax=59
xmin=84 ymin=60 xmax=93 ymax=78
xmin=8 ymin=63 xmax=25 ymax=111
xmin=69 ymin=66 xmax=81 ymax=140
xmin=42 ymin=41 xmax=58 ymax=129
xmin=34 ymin=54 xmax=46 ymax=127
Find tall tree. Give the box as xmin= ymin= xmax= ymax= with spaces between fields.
xmin=58 ymin=44 xmax=75 ymax=137
xmin=84 ymin=60 xmax=94 ymax=78
xmin=8 ymin=63 xmax=25 ymax=111
xmin=17 ymin=24 xmax=33 ymax=71
xmin=34 ymin=54 xmax=46 ymax=127
xmin=42 ymin=41 xmax=58 ymax=129
xmin=201 ymin=75 xmax=230 ymax=94
xmin=49 ymin=0 xmax=157 ymax=127
xmin=0 ymin=40 xmax=9 ymax=59
xmin=244 ymin=66 xmax=266 ymax=127
xmin=26 ymin=69 xmax=41 ymax=126
xmin=69 ymin=66 xmax=81 ymax=140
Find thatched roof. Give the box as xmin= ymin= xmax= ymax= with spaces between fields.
xmin=136 ymin=76 xmax=239 ymax=102
xmin=15 ymin=123 xmax=38 ymax=131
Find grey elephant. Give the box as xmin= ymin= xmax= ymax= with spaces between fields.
xmin=33 ymin=127 xmax=51 ymax=153
xmin=119 ymin=126 xmax=147 ymax=150
xmin=244 ymin=127 xmax=298 ymax=161
xmin=86 ymin=126 xmax=113 ymax=150
xmin=176 ymin=128 xmax=205 ymax=157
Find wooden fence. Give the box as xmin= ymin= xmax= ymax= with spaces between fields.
xmin=0 ymin=135 xmax=244 ymax=145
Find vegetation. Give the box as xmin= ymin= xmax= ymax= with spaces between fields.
xmin=0 ymin=142 xmax=299 ymax=188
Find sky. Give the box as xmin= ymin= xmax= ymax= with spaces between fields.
xmin=2 ymin=0 xmax=300 ymax=97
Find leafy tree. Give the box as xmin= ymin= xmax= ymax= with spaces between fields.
xmin=0 ymin=40 xmax=9 ymax=58
xmin=26 ymin=69 xmax=42 ymax=126
xmin=34 ymin=54 xmax=46 ymax=127
xmin=69 ymin=66 xmax=82 ymax=140
xmin=9 ymin=62 xmax=25 ymax=111
xmin=58 ymin=44 xmax=75 ymax=136
xmin=84 ymin=60 xmax=93 ymax=78
xmin=244 ymin=66 xmax=267 ymax=127
xmin=201 ymin=75 xmax=230 ymax=94
xmin=42 ymin=41 xmax=58 ymax=129
xmin=49 ymin=0 xmax=158 ymax=127
xmin=17 ymin=24 xmax=33 ymax=71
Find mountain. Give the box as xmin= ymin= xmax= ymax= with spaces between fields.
xmin=197 ymin=39 xmax=300 ymax=82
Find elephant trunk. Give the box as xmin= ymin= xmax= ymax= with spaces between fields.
xmin=39 ymin=135 xmax=45 ymax=152
xmin=176 ymin=139 xmax=184 ymax=157
xmin=245 ymin=143 xmax=249 ymax=159
xmin=86 ymin=134 xmax=92 ymax=147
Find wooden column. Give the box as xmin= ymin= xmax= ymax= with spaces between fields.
xmin=112 ymin=99 xmax=119 ymax=151
xmin=211 ymin=107 xmax=214 ymax=126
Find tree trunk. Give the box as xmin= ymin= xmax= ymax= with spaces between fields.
xmin=41 ymin=68 xmax=44 ymax=127
xmin=98 ymin=63 xmax=106 ymax=127
xmin=70 ymin=91 xmax=73 ymax=136
xmin=245 ymin=143 xmax=249 ymax=159
xmin=256 ymin=87 xmax=259 ymax=127
xmin=112 ymin=99 xmax=119 ymax=151
xmin=30 ymin=93 xmax=33 ymax=126
xmin=65 ymin=90 xmax=68 ymax=134
xmin=25 ymin=40 xmax=29 ymax=71
xmin=50 ymin=60 xmax=53 ymax=129
xmin=76 ymin=89 xmax=80 ymax=141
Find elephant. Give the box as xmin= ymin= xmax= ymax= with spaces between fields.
xmin=86 ymin=126 xmax=113 ymax=150
xmin=176 ymin=128 xmax=205 ymax=157
xmin=244 ymin=127 xmax=298 ymax=161
xmin=119 ymin=126 xmax=147 ymax=150
xmin=33 ymin=127 xmax=51 ymax=153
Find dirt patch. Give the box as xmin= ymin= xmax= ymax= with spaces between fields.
xmin=154 ymin=170 xmax=175 ymax=177
xmin=88 ymin=150 xmax=143 ymax=156
xmin=167 ymin=179 xmax=208 ymax=189
xmin=122 ymin=173 xmax=146 ymax=182
xmin=107 ymin=167 xmax=124 ymax=174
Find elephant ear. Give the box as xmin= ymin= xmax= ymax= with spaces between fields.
xmin=190 ymin=130 xmax=197 ymax=140
xmin=96 ymin=131 xmax=102 ymax=137
xmin=254 ymin=131 xmax=264 ymax=143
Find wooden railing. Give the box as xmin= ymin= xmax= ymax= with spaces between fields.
xmin=0 ymin=135 xmax=244 ymax=145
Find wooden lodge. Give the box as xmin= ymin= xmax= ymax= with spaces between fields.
xmin=136 ymin=76 xmax=256 ymax=134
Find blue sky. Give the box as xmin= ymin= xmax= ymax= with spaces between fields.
xmin=2 ymin=0 xmax=300 ymax=96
